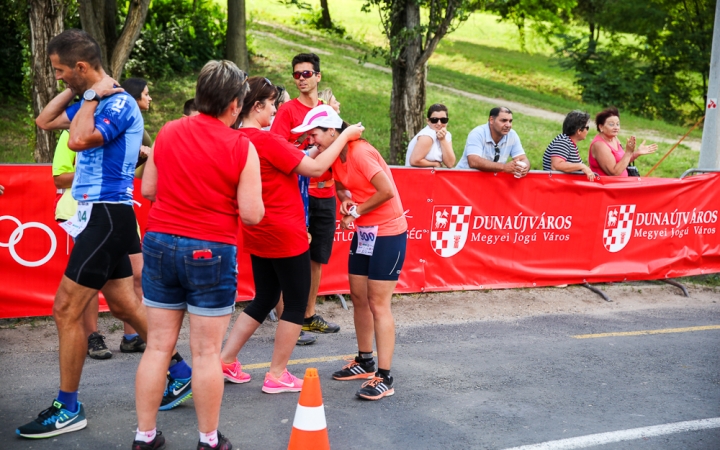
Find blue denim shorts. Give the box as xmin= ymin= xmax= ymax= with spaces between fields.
xmin=141 ymin=232 xmax=238 ymax=317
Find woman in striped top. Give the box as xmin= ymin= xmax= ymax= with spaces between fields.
xmin=542 ymin=110 xmax=595 ymax=181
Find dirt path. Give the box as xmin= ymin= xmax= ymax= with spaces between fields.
xmin=252 ymin=24 xmax=702 ymax=152
xmin=2 ymin=282 xmax=717 ymax=355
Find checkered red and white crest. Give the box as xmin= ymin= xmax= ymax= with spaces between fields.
xmin=430 ymin=205 xmax=472 ymax=258
xmin=602 ymin=204 xmax=636 ymax=253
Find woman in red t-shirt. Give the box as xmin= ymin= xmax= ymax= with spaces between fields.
xmin=219 ymin=78 xmax=364 ymax=393
xmin=295 ymin=105 xmax=408 ymax=401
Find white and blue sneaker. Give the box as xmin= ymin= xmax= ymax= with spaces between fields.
xmin=159 ymin=374 xmax=192 ymax=411
xmin=16 ymin=400 xmax=87 ymax=439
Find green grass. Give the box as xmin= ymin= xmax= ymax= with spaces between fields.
xmin=0 ymin=96 xmax=33 ymax=163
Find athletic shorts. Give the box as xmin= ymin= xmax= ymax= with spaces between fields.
xmin=141 ymin=232 xmax=239 ymax=317
xmin=128 ymin=227 xmax=141 ymax=255
xmin=64 ymin=203 xmax=136 ymax=290
xmin=308 ymin=196 xmax=336 ymax=264
xmin=348 ymin=231 xmax=407 ymax=281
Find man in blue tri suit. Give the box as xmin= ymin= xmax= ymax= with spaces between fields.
xmin=16 ymin=30 xmax=188 ymax=445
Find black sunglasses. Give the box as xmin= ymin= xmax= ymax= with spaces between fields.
xmin=429 ymin=117 xmax=449 ymax=124
xmin=263 ymin=77 xmax=273 ymax=87
xmin=493 ymin=144 xmax=500 ymax=162
xmin=292 ymin=70 xmax=319 ymax=80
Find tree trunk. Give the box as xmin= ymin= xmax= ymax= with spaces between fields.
xmin=319 ymin=0 xmax=332 ymax=29
xmin=28 ymin=0 xmax=64 ymax=163
xmin=388 ymin=1 xmax=426 ymax=165
xmin=227 ymin=0 xmax=249 ymax=72
xmin=108 ymin=0 xmax=150 ymax=79
xmin=78 ymin=0 xmax=109 ymax=68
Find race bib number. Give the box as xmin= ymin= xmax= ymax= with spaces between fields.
xmin=356 ymin=225 xmax=379 ymax=256
xmin=60 ymin=202 xmax=93 ymax=238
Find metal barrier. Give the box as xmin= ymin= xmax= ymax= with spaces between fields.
xmin=680 ymin=168 xmax=720 ymax=179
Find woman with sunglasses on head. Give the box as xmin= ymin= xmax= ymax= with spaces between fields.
xmin=542 ymin=110 xmax=595 ymax=181
xmin=295 ymin=104 xmax=407 ymax=401
xmin=589 ymin=107 xmax=657 ymax=177
xmin=405 ymin=103 xmax=455 ymax=168
xmin=219 ymin=77 xmax=364 ymax=393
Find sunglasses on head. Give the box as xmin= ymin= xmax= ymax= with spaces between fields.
xmin=429 ymin=117 xmax=449 ymax=124
xmin=292 ymin=70 xmax=319 ymax=80
xmin=493 ymin=144 xmax=500 ymax=162
xmin=263 ymin=77 xmax=273 ymax=87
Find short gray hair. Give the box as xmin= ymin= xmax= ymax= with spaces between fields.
xmin=562 ymin=110 xmax=590 ymax=136
xmin=195 ymin=60 xmax=249 ymax=118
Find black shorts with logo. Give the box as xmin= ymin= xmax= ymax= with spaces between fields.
xmin=64 ymin=203 xmax=136 ymax=290
xmin=308 ymin=196 xmax=336 ymax=264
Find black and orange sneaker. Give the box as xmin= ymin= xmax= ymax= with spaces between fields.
xmin=356 ymin=374 xmax=394 ymax=401
xmin=302 ymin=314 xmax=340 ymax=333
xmin=332 ymin=358 xmax=376 ymax=381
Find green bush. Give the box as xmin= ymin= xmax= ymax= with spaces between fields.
xmin=125 ymin=0 xmax=227 ymax=79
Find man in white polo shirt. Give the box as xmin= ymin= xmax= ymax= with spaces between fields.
xmin=457 ymin=106 xmax=530 ymax=177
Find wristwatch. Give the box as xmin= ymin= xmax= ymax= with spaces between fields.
xmin=83 ymin=89 xmax=99 ymax=102
xmin=348 ymin=205 xmax=361 ymax=219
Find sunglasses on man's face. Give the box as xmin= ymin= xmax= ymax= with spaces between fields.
xmin=429 ymin=117 xmax=449 ymax=124
xmin=292 ymin=70 xmax=319 ymax=80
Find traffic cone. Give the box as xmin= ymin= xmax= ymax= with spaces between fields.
xmin=287 ymin=368 xmax=330 ymax=450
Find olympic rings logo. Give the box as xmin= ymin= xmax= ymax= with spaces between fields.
xmin=0 ymin=215 xmax=57 ymax=267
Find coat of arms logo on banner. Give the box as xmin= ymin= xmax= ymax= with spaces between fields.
xmin=430 ymin=205 xmax=472 ymax=258
xmin=603 ymin=204 xmax=636 ymax=253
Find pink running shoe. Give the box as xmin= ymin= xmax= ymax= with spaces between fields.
xmin=261 ymin=369 xmax=303 ymax=394
xmin=222 ymin=359 xmax=251 ymax=384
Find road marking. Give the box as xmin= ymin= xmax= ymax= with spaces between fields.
xmin=572 ymin=325 xmax=720 ymax=339
xmin=503 ymin=417 xmax=720 ymax=450
xmin=242 ymin=353 xmax=375 ymax=370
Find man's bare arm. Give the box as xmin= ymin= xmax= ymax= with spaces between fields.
xmin=36 ymin=89 xmax=75 ymax=131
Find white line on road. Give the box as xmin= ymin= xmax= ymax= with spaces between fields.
xmin=502 ymin=417 xmax=720 ymax=450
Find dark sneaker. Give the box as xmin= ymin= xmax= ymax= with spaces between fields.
xmin=132 ymin=430 xmax=166 ymax=450
xmin=356 ymin=375 xmax=394 ymax=401
xmin=16 ymin=400 xmax=87 ymax=439
xmin=120 ymin=335 xmax=146 ymax=353
xmin=159 ymin=375 xmax=192 ymax=411
xmin=332 ymin=358 xmax=376 ymax=381
xmin=87 ymin=332 xmax=112 ymax=360
xmin=197 ymin=431 xmax=232 ymax=449
xmin=295 ymin=330 xmax=317 ymax=346
xmin=302 ymin=314 xmax=340 ymax=333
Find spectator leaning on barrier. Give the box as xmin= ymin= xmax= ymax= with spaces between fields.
xmin=589 ymin=107 xmax=658 ymax=177
xmin=456 ymin=106 xmax=530 ymax=177
xmin=542 ymin=110 xmax=595 ymax=181
xmin=405 ymin=103 xmax=455 ymax=168
xmin=133 ymin=60 xmax=264 ymax=450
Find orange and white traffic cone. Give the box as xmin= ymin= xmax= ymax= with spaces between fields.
xmin=287 ymin=368 xmax=330 ymax=450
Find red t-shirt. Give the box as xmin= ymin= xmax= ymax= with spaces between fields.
xmin=331 ymin=140 xmax=408 ymax=236
xmin=239 ymin=128 xmax=309 ymax=258
xmin=270 ymin=98 xmax=335 ymax=198
xmin=146 ymin=114 xmax=248 ymax=245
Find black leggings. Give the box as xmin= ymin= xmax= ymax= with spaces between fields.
xmin=243 ymin=250 xmax=310 ymax=325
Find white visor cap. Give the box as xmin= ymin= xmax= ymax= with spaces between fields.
xmin=291 ymin=104 xmax=343 ymax=134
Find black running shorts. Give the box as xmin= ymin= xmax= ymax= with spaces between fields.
xmin=308 ymin=196 xmax=336 ymax=264
xmin=64 ymin=203 xmax=136 ymax=290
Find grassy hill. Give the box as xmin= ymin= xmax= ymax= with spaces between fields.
xmin=1 ymin=2 xmax=703 ymax=178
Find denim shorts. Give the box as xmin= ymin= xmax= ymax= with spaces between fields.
xmin=141 ymin=232 xmax=238 ymax=317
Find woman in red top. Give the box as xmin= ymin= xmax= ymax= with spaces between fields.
xmin=219 ymin=78 xmax=364 ymax=393
xmin=135 ymin=61 xmax=264 ymax=450
xmin=589 ymin=107 xmax=657 ymax=176
xmin=296 ymin=105 xmax=408 ymax=401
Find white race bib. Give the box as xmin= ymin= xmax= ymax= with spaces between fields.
xmin=356 ymin=225 xmax=379 ymax=256
xmin=60 ymin=202 xmax=93 ymax=238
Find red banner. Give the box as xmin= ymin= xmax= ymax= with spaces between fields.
xmin=2 ymin=164 xmax=719 ymax=319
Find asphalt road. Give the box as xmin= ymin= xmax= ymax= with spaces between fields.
xmin=1 ymin=307 xmax=719 ymax=449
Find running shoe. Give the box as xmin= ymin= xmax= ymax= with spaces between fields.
xmin=296 ymin=331 xmax=318 ymax=346
xmin=356 ymin=375 xmax=394 ymax=401
xmin=16 ymin=400 xmax=87 ymax=439
xmin=159 ymin=374 xmax=192 ymax=411
xmin=132 ymin=430 xmax=166 ymax=450
xmin=197 ymin=431 xmax=232 ymax=449
xmin=120 ymin=335 xmax=147 ymax=353
xmin=332 ymin=357 xmax=376 ymax=381
xmin=87 ymin=332 xmax=112 ymax=360
xmin=302 ymin=314 xmax=340 ymax=333
xmin=222 ymin=359 xmax=251 ymax=384
xmin=261 ymin=369 xmax=303 ymax=394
